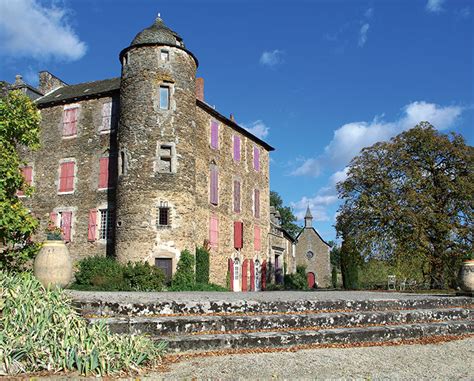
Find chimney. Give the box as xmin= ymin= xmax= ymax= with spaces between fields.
xmin=38 ymin=71 xmax=67 ymax=95
xmin=196 ymin=77 xmax=204 ymax=101
xmin=230 ymin=113 xmax=235 ymax=122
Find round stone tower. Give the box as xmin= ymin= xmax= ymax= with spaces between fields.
xmin=115 ymin=16 xmax=199 ymax=273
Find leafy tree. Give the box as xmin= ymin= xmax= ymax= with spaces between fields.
xmin=0 ymin=90 xmax=41 ymax=271
xmin=171 ymin=249 xmax=195 ymax=290
xmin=336 ymin=122 xmax=473 ymax=289
xmin=328 ymin=240 xmax=341 ymax=268
xmin=270 ymin=191 xmax=301 ymax=238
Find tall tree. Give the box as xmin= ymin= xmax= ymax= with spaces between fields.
xmin=336 ymin=122 xmax=473 ymax=288
xmin=270 ymin=191 xmax=300 ymax=238
xmin=0 ymin=90 xmax=41 ymax=270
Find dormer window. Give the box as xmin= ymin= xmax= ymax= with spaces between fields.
xmin=160 ymin=86 xmax=169 ymax=110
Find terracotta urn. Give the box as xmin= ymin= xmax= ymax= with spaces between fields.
xmin=458 ymin=259 xmax=474 ymax=293
xmin=34 ymin=240 xmax=73 ymax=288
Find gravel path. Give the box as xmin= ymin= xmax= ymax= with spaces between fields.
xmin=149 ymin=338 xmax=474 ymax=380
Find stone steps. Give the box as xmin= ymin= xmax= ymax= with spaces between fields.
xmin=90 ymin=307 xmax=473 ymax=336
xmin=164 ymin=320 xmax=474 ymax=352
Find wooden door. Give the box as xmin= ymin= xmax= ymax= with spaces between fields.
xmin=155 ymin=258 xmax=172 ymax=283
xmin=307 ymin=272 xmax=315 ymax=288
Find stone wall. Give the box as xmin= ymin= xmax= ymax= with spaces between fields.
xmin=295 ymin=228 xmax=331 ymax=287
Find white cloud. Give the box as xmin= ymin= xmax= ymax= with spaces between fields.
xmin=242 ymin=120 xmax=270 ymax=139
xmin=358 ymin=23 xmax=370 ymax=47
xmin=365 ymin=8 xmax=374 ymax=19
xmin=292 ymin=101 xmax=464 ymax=176
xmin=0 ymin=0 xmax=87 ymax=61
xmin=259 ymin=49 xmax=284 ymax=67
xmin=329 ymin=168 xmax=349 ymax=186
xmin=426 ymin=0 xmax=445 ymax=13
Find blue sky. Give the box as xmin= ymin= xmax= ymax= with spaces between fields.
xmin=1 ymin=0 xmax=472 ymax=240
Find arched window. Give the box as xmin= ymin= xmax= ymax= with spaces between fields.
xmin=254 ymin=260 xmax=261 ymax=291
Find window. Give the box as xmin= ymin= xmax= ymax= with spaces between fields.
xmin=51 ymin=211 xmax=73 ymax=242
xmin=253 ymin=146 xmax=260 ymax=171
xmin=209 ymin=215 xmax=219 ymax=248
xmin=210 ymin=121 xmax=219 ymax=149
xmin=158 ymin=144 xmax=173 ymax=173
xmin=234 ymin=258 xmax=240 ymax=281
xmin=160 ymin=86 xmax=169 ymax=110
xmin=233 ymin=180 xmax=241 ymax=213
xmin=233 ymin=135 xmax=241 ymax=162
xmin=234 ymin=221 xmax=243 ymax=249
xmin=17 ymin=165 xmax=33 ymax=196
xmin=254 ymin=189 xmax=260 ymax=218
xmin=98 ymin=157 xmax=109 ymax=189
xmin=63 ymin=107 xmax=78 ymax=137
xmin=161 ymin=50 xmax=169 ymax=61
xmin=100 ymin=101 xmax=117 ymax=132
xmin=210 ymin=164 xmax=218 ymax=205
xmin=59 ymin=161 xmax=75 ymax=193
xmin=157 ymin=202 xmax=170 ymax=227
xmin=99 ymin=208 xmax=112 ymax=240
xmin=254 ymin=225 xmax=261 ymax=251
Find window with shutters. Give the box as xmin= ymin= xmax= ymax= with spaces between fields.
xmin=98 ymin=157 xmax=109 ymax=189
xmin=62 ymin=106 xmax=78 ymax=137
xmin=160 ymin=86 xmax=169 ymax=110
xmin=157 ymin=201 xmax=170 ymax=227
xmin=99 ymin=208 xmax=112 ymax=241
xmin=17 ymin=165 xmax=33 ymax=197
xmin=51 ymin=210 xmax=73 ymax=242
xmin=100 ymin=101 xmax=117 ymax=133
xmin=209 ymin=215 xmax=219 ymax=248
xmin=233 ymin=135 xmax=241 ymax=162
xmin=253 ymin=146 xmax=260 ymax=171
xmin=210 ymin=121 xmax=219 ymax=149
xmin=210 ymin=164 xmax=218 ymax=205
xmin=233 ymin=179 xmax=241 ymax=213
xmin=254 ymin=225 xmax=261 ymax=251
xmin=253 ymin=188 xmax=260 ymax=218
xmin=58 ymin=160 xmax=75 ymax=193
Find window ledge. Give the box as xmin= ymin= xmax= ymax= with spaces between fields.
xmin=157 ymin=225 xmax=172 ymax=229
xmin=58 ymin=191 xmax=75 ymax=195
xmin=62 ymin=135 xmax=77 ymax=140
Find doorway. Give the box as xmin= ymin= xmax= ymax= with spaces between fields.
xmin=155 ymin=258 xmax=172 ymax=284
xmin=307 ymin=272 xmax=315 ymax=288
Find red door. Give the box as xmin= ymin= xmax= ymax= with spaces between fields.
xmin=307 ymin=272 xmax=315 ymax=288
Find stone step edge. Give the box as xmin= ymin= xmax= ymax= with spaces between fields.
xmin=87 ymin=306 xmax=472 ymax=324
xmin=76 ymin=298 xmax=474 ymax=318
xmin=162 ymin=320 xmax=474 ymax=352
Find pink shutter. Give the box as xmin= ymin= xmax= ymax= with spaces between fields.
xmin=88 ymin=209 xmax=97 ymax=241
xmin=50 ymin=212 xmax=57 ymax=225
xmin=61 ymin=162 xmax=75 ymax=192
xmin=210 ymin=166 xmax=218 ymax=205
xmin=61 ymin=211 xmax=72 ymax=242
xmin=254 ymin=226 xmax=261 ymax=251
xmin=250 ymin=259 xmax=255 ymax=291
xmin=234 ymin=180 xmax=241 ymax=213
xmin=210 ymin=215 xmax=218 ymax=248
xmin=254 ymin=189 xmax=260 ymax=218
xmin=234 ymin=221 xmax=243 ymax=249
xmin=59 ymin=163 xmax=67 ymax=191
xmin=229 ymin=258 xmax=234 ymax=291
xmin=210 ymin=121 xmax=218 ymax=149
xmin=99 ymin=157 xmax=109 ymax=189
xmin=233 ymin=136 xmax=241 ymax=162
xmin=69 ymin=108 xmax=77 ymax=135
xmin=23 ymin=166 xmax=32 ymax=185
xmin=253 ymin=146 xmax=260 ymax=171
xmin=242 ymin=259 xmax=248 ymax=292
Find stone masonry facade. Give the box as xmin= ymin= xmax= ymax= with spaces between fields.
xmin=15 ymin=16 xmax=275 ymax=290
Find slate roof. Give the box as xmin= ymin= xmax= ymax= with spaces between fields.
xmin=36 ymin=77 xmax=120 ymax=107
xmin=131 ymin=17 xmax=183 ymax=48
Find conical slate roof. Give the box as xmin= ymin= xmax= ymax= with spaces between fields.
xmin=130 ymin=16 xmax=184 ymax=48
xmin=305 ymin=206 xmax=313 ymax=219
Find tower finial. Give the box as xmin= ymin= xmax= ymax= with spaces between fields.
xmin=304 ymin=206 xmax=313 ymax=228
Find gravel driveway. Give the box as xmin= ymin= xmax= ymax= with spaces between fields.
xmin=149 ymin=338 xmax=474 ymax=380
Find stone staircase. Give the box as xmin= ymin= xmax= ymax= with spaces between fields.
xmin=74 ymin=292 xmax=474 ymax=353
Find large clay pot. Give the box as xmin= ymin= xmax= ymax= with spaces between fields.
xmin=458 ymin=260 xmax=474 ymax=293
xmin=34 ymin=240 xmax=73 ymax=288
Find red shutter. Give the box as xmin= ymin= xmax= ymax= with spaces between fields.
xmin=234 ymin=221 xmax=243 ymax=249
xmin=254 ymin=226 xmax=261 ymax=251
xmin=61 ymin=211 xmax=72 ymax=242
xmin=88 ymin=209 xmax=97 ymax=241
xmin=99 ymin=157 xmax=109 ymax=189
xmin=261 ymin=260 xmax=267 ymax=290
xmin=59 ymin=163 xmax=67 ymax=192
xmin=50 ymin=212 xmax=57 ymax=225
xmin=59 ymin=162 xmax=75 ymax=192
xmin=250 ymin=259 xmax=255 ymax=291
xmin=254 ymin=189 xmax=260 ymax=218
xmin=228 ymin=258 xmax=234 ymax=291
xmin=210 ymin=166 xmax=218 ymax=205
xmin=242 ymin=259 xmax=248 ymax=292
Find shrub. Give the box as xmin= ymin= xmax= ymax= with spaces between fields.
xmin=284 ymin=265 xmax=308 ymax=290
xmin=195 ymin=246 xmax=210 ymax=284
xmin=123 ymin=261 xmax=165 ymax=291
xmin=170 ymin=282 xmax=228 ymax=292
xmin=0 ymin=271 xmax=166 ymax=376
xmin=331 ymin=266 xmax=338 ymax=288
xmin=265 ymin=283 xmax=284 ymax=291
xmin=171 ymin=250 xmax=195 ymax=290
xmin=73 ymin=256 xmax=126 ymax=291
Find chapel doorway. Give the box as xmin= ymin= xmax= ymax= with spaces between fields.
xmin=307 ymin=272 xmax=315 ymax=288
